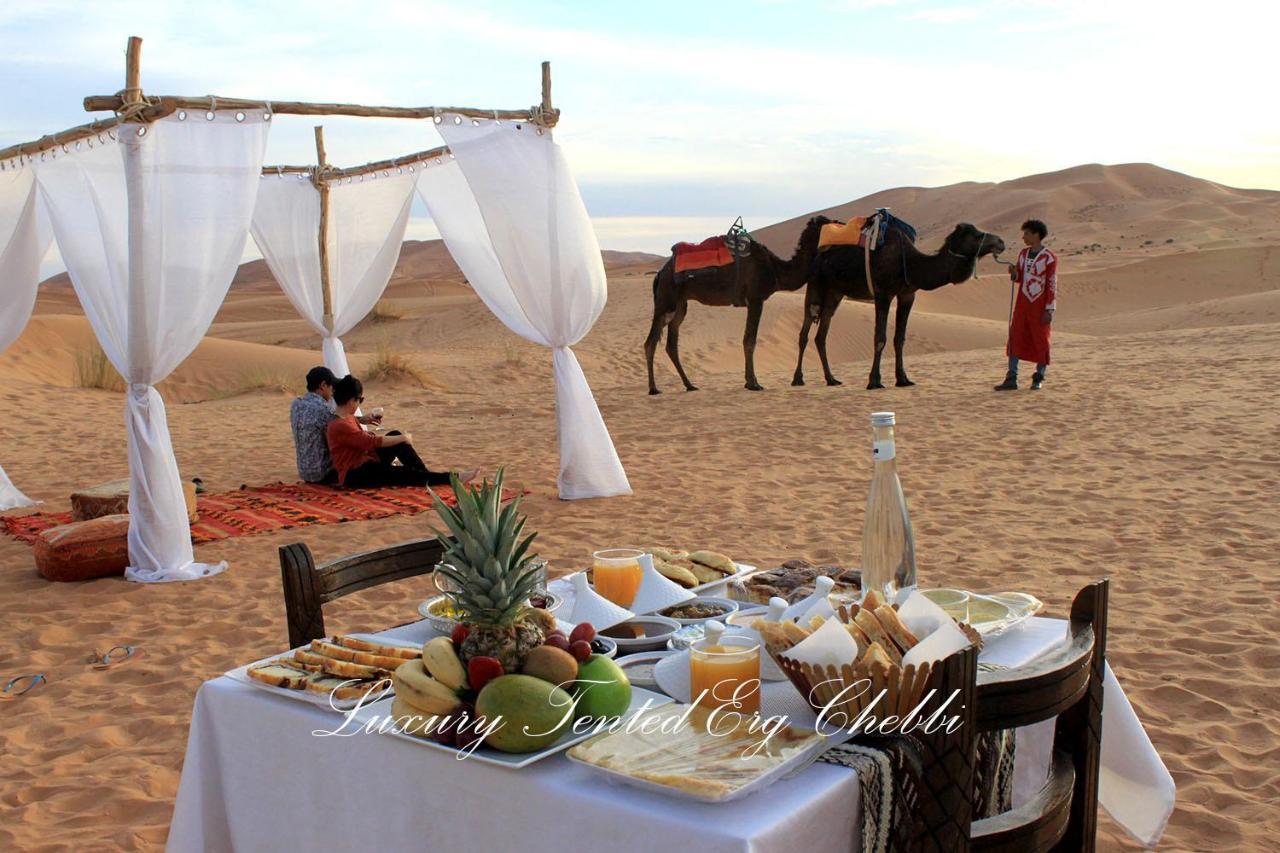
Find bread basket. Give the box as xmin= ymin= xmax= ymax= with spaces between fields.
xmin=768 ymin=604 xmax=982 ymax=725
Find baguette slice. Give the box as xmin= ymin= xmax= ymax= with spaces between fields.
xmin=872 ymin=605 xmax=920 ymax=654
xmin=687 ymin=551 xmax=737 ymax=576
xmin=842 ymin=622 xmax=870 ymax=657
xmin=859 ymin=641 xmax=894 ymax=672
xmin=247 ymin=663 xmax=312 ymax=690
xmin=853 ymin=609 xmax=902 ymax=665
xmin=305 ymin=674 xmax=393 ymax=701
xmin=861 ymin=589 xmax=884 ymax=611
xmin=781 ymin=620 xmax=812 ymax=645
xmin=317 ymin=657 xmax=393 ymax=680
xmin=332 ymin=635 xmax=420 ymax=659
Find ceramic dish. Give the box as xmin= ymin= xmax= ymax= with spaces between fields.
xmin=656 ymin=596 xmax=739 ymax=626
xmin=417 ymin=592 xmax=564 ymax=635
xmin=599 ymin=616 xmax=681 ymax=653
xmin=614 ymin=649 xmax=679 ymax=688
xmin=919 ymin=589 xmax=1044 ymax=638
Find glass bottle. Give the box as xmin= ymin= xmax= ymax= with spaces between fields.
xmin=860 ymin=412 xmax=917 ymax=603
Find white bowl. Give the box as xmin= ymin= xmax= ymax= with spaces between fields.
xmin=417 ymin=592 xmax=564 ymax=635
xmin=655 ymin=596 xmax=739 ymax=626
xmin=599 ymin=616 xmax=681 ymax=654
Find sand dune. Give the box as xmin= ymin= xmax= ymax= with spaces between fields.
xmin=2 ymin=163 xmax=1279 ymax=851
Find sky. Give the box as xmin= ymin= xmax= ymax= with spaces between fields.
xmin=2 ymin=0 xmax=1276 ymax=269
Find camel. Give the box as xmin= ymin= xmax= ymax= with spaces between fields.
xmin=792 ymin=223 xmax=1006 ymax=389
xmin=645 ymin=216 xmax=832 ymax=394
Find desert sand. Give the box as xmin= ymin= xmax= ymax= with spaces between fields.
xmin=1 ymin=163 xmax=1278 ymax=850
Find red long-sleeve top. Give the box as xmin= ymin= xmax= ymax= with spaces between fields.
xmin=326 ymin=416 xmax=381 ymax=485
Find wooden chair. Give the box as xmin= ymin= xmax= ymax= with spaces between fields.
xmin=969 ymin=579 xmax=1110 ymax=852
xmin=279 ymin=538 xmax=446 ymax=648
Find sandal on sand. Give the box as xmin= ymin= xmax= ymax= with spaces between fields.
xmin=1 ymin=673 xmax=47 ymax=699
xmin=87 ymin=645 xmax=142 ymax=671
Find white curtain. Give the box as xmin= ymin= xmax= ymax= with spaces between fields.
xmin=251 ymin=170 xmax=416 ymax=377
xmin=36 ymin=113 xmax=270 ymax=582
xmin=417 ymin=119 xmax=629 ymax=499
xmin=0 ymin=163 xmax=52 ymax=508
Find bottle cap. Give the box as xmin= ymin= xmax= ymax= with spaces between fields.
xmin=870 ymin=411 xmax=896 ymax=426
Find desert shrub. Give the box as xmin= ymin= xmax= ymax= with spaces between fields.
xmin=73 ymin=346 xmax=126 ymax=392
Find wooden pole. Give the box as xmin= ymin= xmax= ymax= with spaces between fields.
xmin=541 ymin=61 xmax=552 ymax=114
xmin=0 ymin=116 xmax=126 ymax=164
xmin=82 ymin=94 xmax=552 ymax=125
xmin=314 ymin=126 xmax=335 ymax=335
xmin=262 ymin=143 xmax=450 ymax=182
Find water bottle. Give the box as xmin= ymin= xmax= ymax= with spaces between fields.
xmin=860 ymin=412 xmax=917 ymax=603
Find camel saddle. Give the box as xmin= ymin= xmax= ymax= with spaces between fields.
xmin=818 ymin=210 xmax=918 ymax=253
xmin=818 ymin=216 xmax=869 ymax=250
xmin=672 ymin=217 xmax=755 ymax=275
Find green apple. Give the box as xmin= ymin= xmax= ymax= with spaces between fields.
xmin=573 ymin=654 xmax=632 ymax=719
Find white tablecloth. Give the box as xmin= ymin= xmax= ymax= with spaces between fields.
xmin=166 ymin=617 xmax=1173 ymax=852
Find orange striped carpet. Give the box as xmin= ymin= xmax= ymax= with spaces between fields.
xmin=1 ymin=482 xmax=522 ymax=547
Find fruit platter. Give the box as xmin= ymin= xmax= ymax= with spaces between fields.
xmin=350 ymin=471 xmax=665 ymax=766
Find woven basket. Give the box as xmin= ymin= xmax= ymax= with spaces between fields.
xmin=767 ymin=604 xmax=981 ymax=724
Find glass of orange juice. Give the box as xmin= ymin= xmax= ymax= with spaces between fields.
xmin=689 ymin=636 xmax=761 ymax=715
xmin=592 ymin=549 xmax=645 ymax=608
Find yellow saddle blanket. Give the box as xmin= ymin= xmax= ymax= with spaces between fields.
xmin=818 ymin=216 xmax=868 ymax=250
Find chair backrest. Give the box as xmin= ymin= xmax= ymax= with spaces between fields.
xmin=909 ymin=642 xmax=980 ymax=852
xmin=279 ymin=538 xmax=446 ymax=648
xmin=971 ymin=579 xmax=1110 ymax=853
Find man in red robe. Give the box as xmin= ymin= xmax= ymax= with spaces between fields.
xmin=995 ymin=219 xmax=1056 ymax=391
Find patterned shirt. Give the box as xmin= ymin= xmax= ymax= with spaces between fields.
xmin=290 ymin=392 xmax=338 ymax=482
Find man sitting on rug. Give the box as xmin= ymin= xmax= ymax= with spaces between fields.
xmin=326 ymin=375 xmax=476 ymax=489
xmin=290 ymin=366 xmax=384 ymax=484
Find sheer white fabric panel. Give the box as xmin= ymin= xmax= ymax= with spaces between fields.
xmin=250 ymin=172 xmax=416 ymax=378
xmin=36 ymin=114 xmax=270 ymax=582
xmin=423 ymin=120 xmax=629 ymax=499
xmin=0 ymin=164 xmax=52 ymax=508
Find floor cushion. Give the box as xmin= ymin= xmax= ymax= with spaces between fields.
xmin=71 ymin=478 xmax=198 ymax=523
xmin=35 ymin=514 xmax=130 ymax=582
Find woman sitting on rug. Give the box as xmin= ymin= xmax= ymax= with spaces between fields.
xmin=326 ymin=375 xmax=476 ymax=489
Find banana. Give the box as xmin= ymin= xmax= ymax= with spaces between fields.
xmin=421 ymin=637 xmax=469 ymax=691
xmin=393 ymin=659 xmax=462 ymax=715
xmin=390 ymin=696 xmax=438 ymax=739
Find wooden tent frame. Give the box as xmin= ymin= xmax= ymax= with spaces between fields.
xmin=0 ymin=34 xmax=558 ymax=348
xmin=0 ymin=36 xmax=557 ymax=162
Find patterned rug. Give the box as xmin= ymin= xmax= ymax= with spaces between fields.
xmin=0 ymin=482 xmax=523 ymax=546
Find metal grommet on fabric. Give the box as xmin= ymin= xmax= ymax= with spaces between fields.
xmin=178 ymin=110 xmax=187 ymax=121
xmin=205 ymin=111 xmax=215 ymax=121
xmin=40 ymin=151 xmax=46 ymax=161
xmin=136 ymin=126 xmax=147 ymax=137
xmin=453 ymin=115 xmax=462 ymax=125
xmin=472 ymin=118 xmax=480 ymax=126
xmin=264 ymin=101 xmax=273 ymax=121
xmin=235 ymin=111 xmax=246 ymax=122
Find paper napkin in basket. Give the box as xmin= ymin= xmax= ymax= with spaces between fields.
xmin=781 ymin=616 xmax=859 ymax=669
xmin=898 ymin=591 xmax=974 ymax=667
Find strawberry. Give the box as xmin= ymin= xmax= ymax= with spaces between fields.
xmin=467 ymin=656 xmax=504 ymax=692
xmin=450 ymin=624 xmax=470 ymax=647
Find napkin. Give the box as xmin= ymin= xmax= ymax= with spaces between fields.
xmin=781 ymin=616 xmax=859 ymax=669
xmin=895 ymin=590 xmax=952 ymax=639
xmin=902 ymin=617 xmax=972 ymax=668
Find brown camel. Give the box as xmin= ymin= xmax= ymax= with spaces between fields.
xmin=645 ymin=216 xmax=832 ymax=394
xmin=792 ymin=223 xmax=1006 ymax=389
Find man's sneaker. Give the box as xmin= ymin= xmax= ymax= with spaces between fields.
xmin=994 ymin=372 xmax=1018 ymax=391
xmin=1030 ymin=373 xmax=1044 ymax=391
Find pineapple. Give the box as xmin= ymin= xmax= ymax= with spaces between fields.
xmin=430 ymin=469 xmax=546 ymax=672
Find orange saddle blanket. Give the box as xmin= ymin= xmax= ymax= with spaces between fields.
xmin=818 ymin=216 xmax=869 ymax=251
xmin=673 ymin=236 xmax=734 ymax=273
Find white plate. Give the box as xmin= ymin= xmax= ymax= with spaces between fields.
xmin=968 ymin=591 xmax=1044 ymax=638
xmin=349 ymin=686 xmax=672 ymax=768
xmin=225 ymin=634 xmax=420 ymax=712
xmin=552 ymin=564 xmax=756 ymax=616
xmin=567 ymin=706 xmax=846 ymax=803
